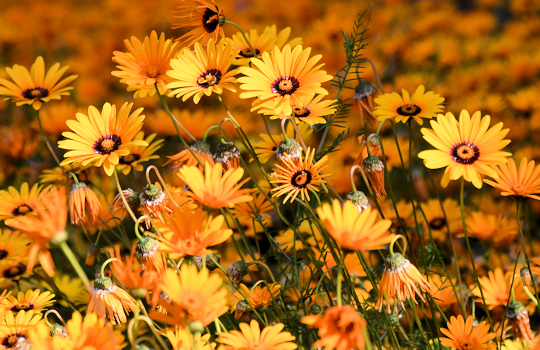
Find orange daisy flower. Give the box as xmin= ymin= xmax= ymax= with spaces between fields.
xmin=472 ymin=268 xmax=529 ymax=310
xmin=172 ymin=0 xmax=225 ymax=47
xmin=376 ymin=252 xmax=432 ymax=313
xmin=272 ymin=147 xmax=329 ymax=203
xmin=0 ymin=56 xmax=77 ymax=110
xmin=69 ymin=181 xmax=102 ymax=225
xmin=219 ymin=320 xmax=297 ymax=350
xmin=302 ymin=305 xmax=366 ymax=350
xmin=439 ymin=315 xmax=496 ymax=349
xmin=232 ymin=282 xmax=281 ymax=319
xmin=6 ymin=186 xmax=68 ymax=277
xmin=484 ymin=158 xmax=540 ymax=199
xmin=177 ymin=162 xmax=253 ymax=208
xmin=317 ymin=199 xmax=394 ymax=251
xmin=152 ymin=206 xmax=232 ymax=258
xmin=164 ymin=141 xmax=215 ymax=171
xmin=112 ymin=31 xmax=180 ymax=98
xmin=88 ymin=274 xmax=139 ymax=325
xmin=108 ymin=245 xmax=160 ymax=293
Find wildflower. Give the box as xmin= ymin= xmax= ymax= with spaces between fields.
xmin=177 ymin=162 xmax=253 ymax=208
xmin=111 ymin=188 xmax=140 ymax=219
xmin=152 ymin=266 xmax=228 ymax=327
xmin=418 ymin=110 xmax=511 ymax=189
xmin=317 ymin=199 xmax=393 ymax=251
xmin=363 ymin=155 xmax=387 ymax=198
xmin=373 ymin=85 xmax=445 ymax=125
xmin=152 ymin=206 xmax=232 ymax=258
xmin=108 ymin=246 xmax=160 ymax=296
xmin=112 ymin=31 xmax=180 ymax=98
xmin=376 ymin=252 xmax=432 ymax=313
xmin=355 ymin=81 xmax=380 ymax=127
xmin=484 ymin=158 xmax=540 ymax=199
xmin=0 ymin=263 xmax=29 ymax=283
xmin=257 ymin=94 xmax=337 ymax=125
xmin=272 ymin=148 xmax=329 ymax=203
xmin=139 ymin=184 xmax=173 ymax=227
xmin=6 ymin=187 xmax=68 ymax=276
xmin=238 ymin=45 xmax=333 ymax=116
xmin=136 ymin=236 xmax=167 ymax=275
xmin=87 ymin=273 xmax=139 ymax=325
xmin=232 ymin=283 xmax=281 ymax=318
xmin=214 ymin=141 xmax=241 ymax=171
xmin=166 ymin=39 xmax=239 ymax=104
xmin=506 ymin=301 xmax=535 ymax=343
xmin=116 ymin=132 xmax=164 ymax=175
xmin=0 ymin=183 xmax=43 ymax=221
xmin=439 ymin=315 xmax=496 ymax=350
xmin=0 ymin=56 xmax=77 ymax=110
xmin=1 ymin=289 xmax=55 ymax=314
xmin=229 ymin=25 xmax=302 ymax=66
xmin=472 ymin=268 xmax=529 ymax=310
xmin=0 ymin=311 xmax=42 ymax=349
xmin=465 ymin=212 xmax=518 ymax=247
xmin=165 ymin=328 xmax=216 ymax=350
xmin=165 ymin=141 xmax=214 ymax=171
xmin=275 ymin=138 xmax=303 ymax=166
xmin=302 ymin=305 xmax=366 ymax=350
xmin=42 ymin=273 xmax=89 ymax=308
xmin=69 ymin=181 xmax=102 ymax=225
xmin=172 ymin=0 xmax=225 ymax=47
xmin=420 ymin=198 xmax=463 ymax=240
xmin=219 ymin=320 xmax=297 ymax=350
xmin=38 ymin=101 xmax=77 ymax=137
xmin=49 ymin=312 xmax=125 ymax=349
xmin=58 ymin=102 xmax=147 ymax=176
xmin=0 ymin=230 xmax=31 ymax=271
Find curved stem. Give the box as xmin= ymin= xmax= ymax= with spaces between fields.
xmin=389 ymin=234 xmax=407 ymax=256
xmin=113 ymin=169 xmax=138 ymax=222
xmin=361 ymin=58 xmax=385 ymax=93
xmin=350 ymin=165 xmax=362 ymax=193
xmin=67 ymin=172 xmax=79 ymax=184
xmin=100 ymin=258 xmax=117 ymax=278
xmin=134 ymin=216 xmax=150 ymax=242
xmin=281 ymin=116 xmax=307 ymax=150
xmin=203 ymin=125 xmax=218 ymax=142
xmin=224 ymin=20 xmax=257 ymax=59
xmin=146 ymin=165 xmax=180 ymax=208
xmin=44 ymin=309 xmax=66 ymax=326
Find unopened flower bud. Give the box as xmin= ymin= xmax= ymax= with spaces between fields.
xmin=234 ymin=300 xmax=249 ymax=319
xmin=310 ymin=304 xmax=322 ymax=315
xmin=520 ymin=267 xmax=534 ymax=287
xmin=276 ymin=138 xmax=302 ymax=164
xmin=189 ymin=320 xmax=205 ymax=334
xmin=111 ymin=188 xmax=140 ymax=219
xmin=140 ymin=184 xmax=165 ymax=205
xmin=136 ymin=236 xmax=159 ymax=261
xmin=194 ymin=254 xmax=220 ymax=271
xmin=50 ymin=323 xmax=67 ymax=338
xmin=346 ymin=191 xmax=371 ymax=213
xmin=228 ymin=260 xmax=249 ymax=284
xmin=85 ymin=244 xmax=98 ymax=266
xmin=354 ymin=81 xmax=379 ymax=127
xmin=363 ymin=155 xmax=386 ymax=198
xmin=214 ymin=140 xmax=241 ymax=171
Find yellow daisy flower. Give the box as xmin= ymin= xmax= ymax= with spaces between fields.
xmin=0 ymin=183 xmax=43 ymax=221
xmin=172 ymin=0 xmax=225 ymax=47
xmin=0 ymin=311 xmax=42 ymax=349
xmin=115 ymin=132 xmax=164 ymax=175
xmin=219 ymin=320 xmax=297 ymax=350
xmin=257 ymin=94 xmax=337 ymax=125
xmin=484 ymin=157 xmax=540 ymax=199
xmin=1 ymin=289 xmax=55 ymax=314
xmin=373 ymin=85 xmax=445 ymax=125
xmin=418 ymin=110 xmax=511 ymax=188
xmin=58 ymin=102 xmax=147 ymax=176
xmin=439 ymin=315 xmax=496 ymax=350
xmin=0 ymin=56 xmax=78 ymax=110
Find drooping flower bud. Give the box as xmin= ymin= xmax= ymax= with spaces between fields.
xmin=354 ymin=81 xmax=380 ymax=127
xmin=234 ymin=300 xmax=249 ymax=319
xmin=506 ymin=301 xmax=535 ymax=342
xmin=363 ymin=155 xmax=386 ymax=198
xmin=520 ymin=267 xmax=534 ymax=287
xmin=69 ymin=181 xmax=102 ymax=224
xmin=214 ymin=140 xmax=241 ymax=171
xmin=346 ymin=191 xmax=371 ymax=213
xmin=228 ymin=260 xmax=249 ymax=284
xmin=111 ymin=188 xmax=140 ymax=219
xmin=276 ymin=138 xmax=303 ymax=165
xmin=194 ymin=253 xmax=220 ymax=271
xmin=50 ymin=323 xmax=67 ymax=338
xmin=139 ymin=184 xmax=173 ymax=227
xmin=85 ymin=244 xmax=98 ymax=266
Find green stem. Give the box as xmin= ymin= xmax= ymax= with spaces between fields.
xmin=113 ymin=169 xmax=138 ymax=222
xmin=336 ymin=253 xmax=346 ymax=306
xmin=59 ymin=241 xmax=91 ymax=290
xmin=224 ymin=20 xmax=257 ymax=59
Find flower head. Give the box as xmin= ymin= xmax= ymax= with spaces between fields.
xmin=116 ymin=132 xmax=163 ymax=175
xmin=302 ymin=305 xmax=366 ymax=350
xmin=0 ymin=311 xmax=41 ymax=349
xmin=484 ymin=158 xmax=540 ymax=199
xmin=108 ymin=245 xmax=160 ymax=294
xmin=58 ymin=102 xmax=147 ymax=176
xmin=173 ymin=0 xmax=225 ymax=47
xmin=177 ymin=162 xmax=253 ymax=208
xmin=0 ymin=183 xmax=43 ymax=221
xmin=69 ymin=181 xmax=102 ymax=225
xmin=465 ymin=212 xmax=518 ymax=247
xmin=272 ymin=147 xmax=329 ymax=203
xmin=257 ymin=94 xmax=337 ymax=125
xmin=238 ymin=45 xmax=333 ymax=116
xmin=1 ymin=289 xmax=54 ymax=315
xmin=374 ymin=85 xmax=445 ymax=125
xmin=232 ymin=283 xmax=281 ymax=319
xmin=219 ymin=320 xmax=297 ymax=350
xmin=472 ymin=268 xmax=529 ymax=310
xmin=439 ymin=315 xmax=496 ymax=350
xmin=166 ymin=39 xmax=239 ymax=104
xmin=418 ymin=110 xmax=511 ymax=188
xmin=0 ymin=56 xmax=77 ymax=110
xmin=165 ymin=141 xmax=214 ymax=171
xmin=112 ymin=31 xmax=180 ymax=98
xmin=317 ymin=199 xmax=394 ymax=251
xmin=88 ymin=274 xmax=139 ymax=325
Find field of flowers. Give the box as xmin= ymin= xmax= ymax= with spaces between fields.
xmin=0 ymin=0 xmax=540 ymax=349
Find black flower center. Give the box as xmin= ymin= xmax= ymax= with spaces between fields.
xmin=291 ymin=170 xmax=312 ymax=188
xmin=2 ymin=333 xmax=26 ymax=348
xmin=93 ymin=135 xmax=122 ymax=155
xmin=271 ymin=77 xmax=299 ymax=96
xmin=11 ymin=303 xmax=34 ymax=312
xmin=21 ymin=87 xmax=49 ymax=100
xmin=451 ymin=142 xmax=480 ymax=165
xmin=293 ymin=106 xmax=311 ymax=118
xmin=11 ymin=204 xmax=32 ymax=217
xmin=429 ymin=217 xmax=446 ymax=230
xmin=239 ymin=48 xmax=261 ymax=58
xmin=197 ymin=69 xmax=222 ymax=87
xmin=119 ymin=153 xmax=141 ymax=165
xmin=0 ymin=250 xmax=8 ymax=260
xmin=147 ymin=67 xmax=161 ymax=78
xmin=397 ymin=104 xmax=421 ymax=116
xmin=202 ymin=7 xmax=221 ymax=33
xmin=3 ymin=263 xmax=26 ymax=278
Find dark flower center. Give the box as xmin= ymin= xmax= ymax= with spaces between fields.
xmin=202 ymin=8 xmax=221 ymax=33
xmin=2 ymin=333 xmax=26 ymax=348
xmin=21 ymin=87 xmax=49 ymax=100
xmin=147 ymin=67 xmax=161 ymax=78
xmin=11 ymin=303 xmax=34 ymax=312
xmin=271 ymin=77 xmax=299 ymax=96
xmin=119 ymin=153 xmax=141 ymax=165
xmin=93 ymin=135 xmax=122 ymax=155
xmin=11 ymin=204 xmax=32 ymax=217
xmin=397 ymin=104 xmax=421 ymax=116
xmin=293 ymin=106 xmax=311 ymax=118
xmin=239 ymin=48 xmax=260 ymax=58
xmin=429 ymin=217 xmax=446 ymax=230
xmin=291 ymin=170 xmax=312 ymax=188
xmin=0 ymin=250 xmax=8 ymax=260
xmin=197 ymin=69 xmax=222 ymax=87
xmin=451 ymin=142 xmax=480 ymax=165
xmin=271 ymin=146 xmax=277 ymax=151
xmin=3 ymin=263 xmax=26 ymax=278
